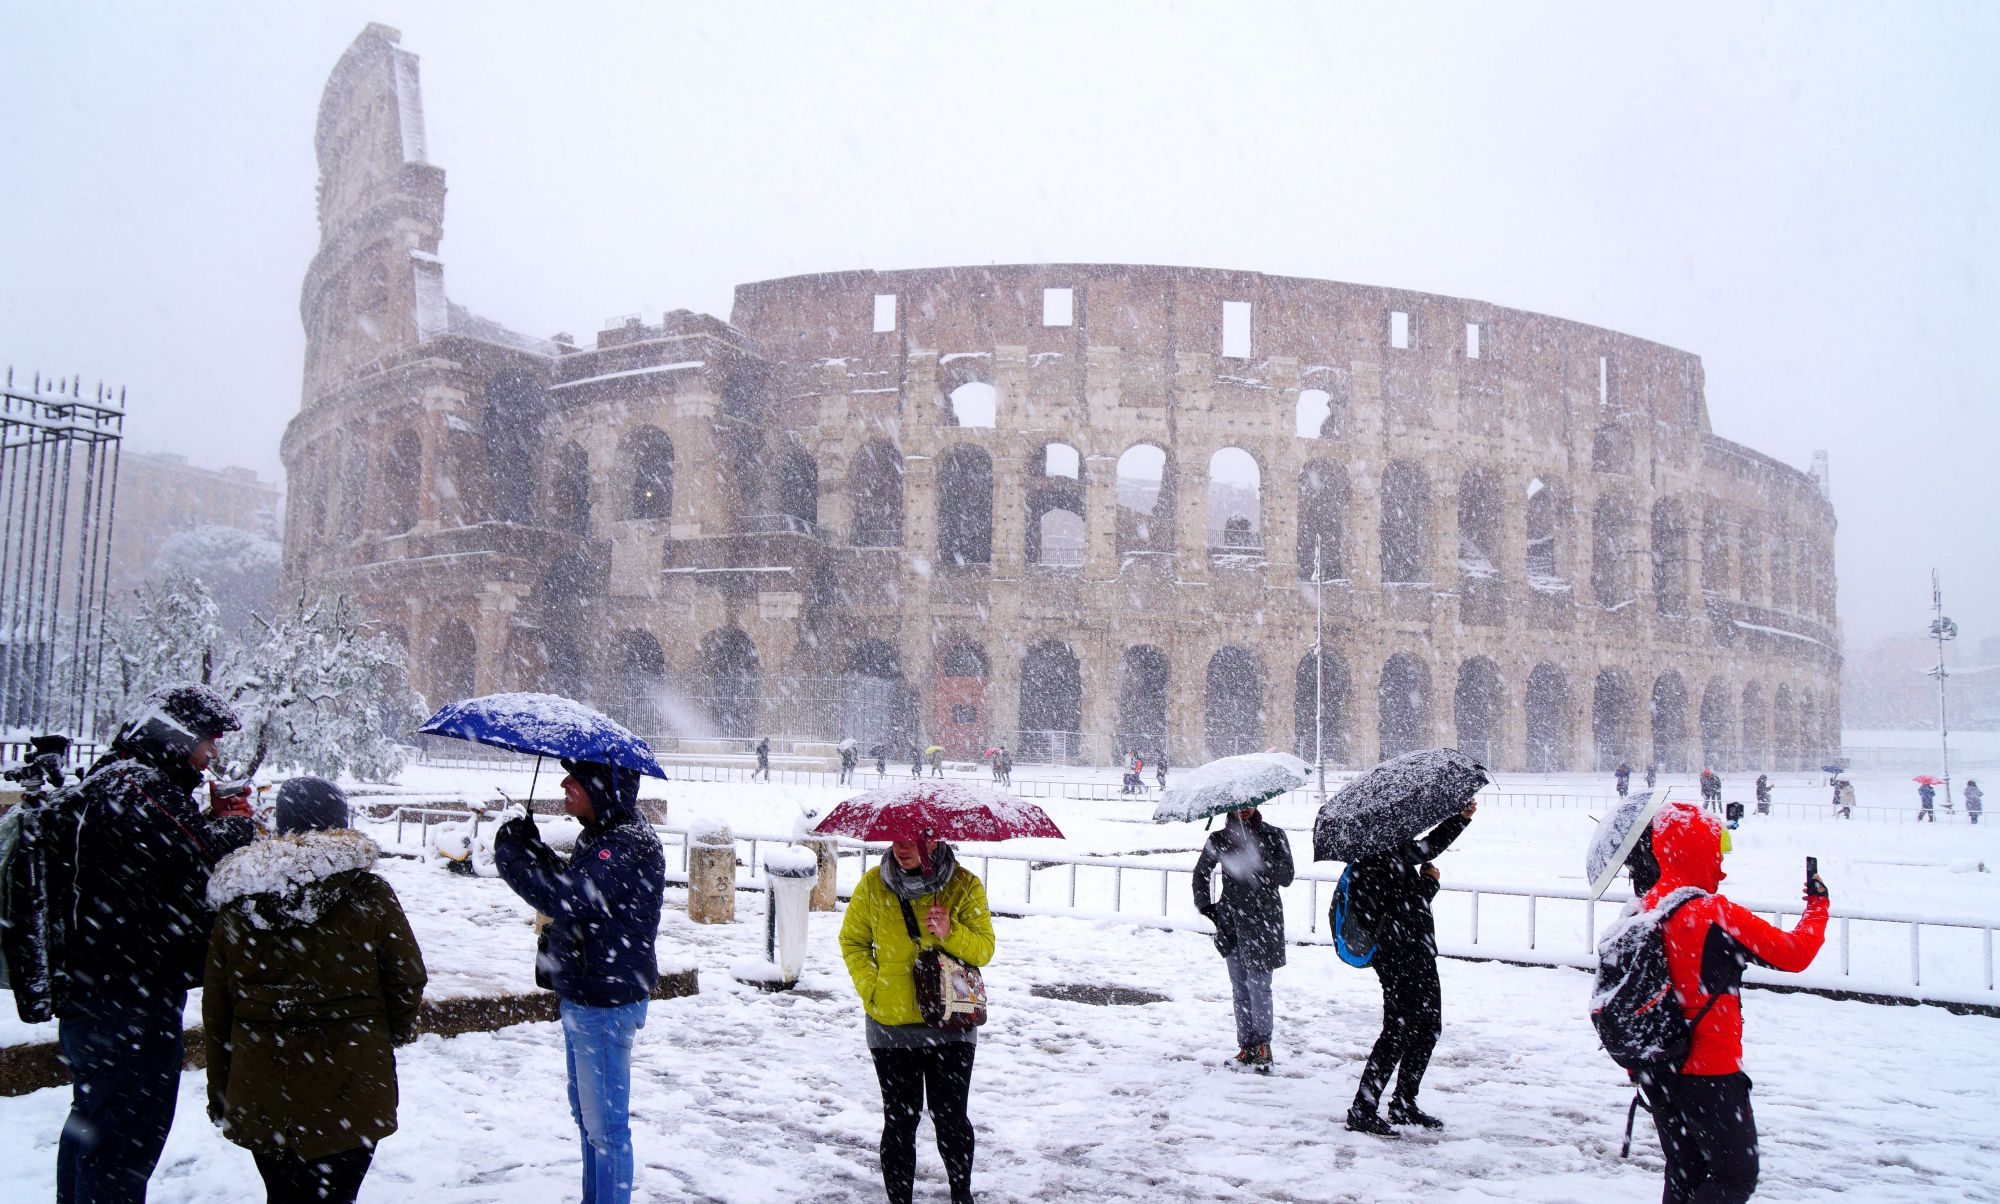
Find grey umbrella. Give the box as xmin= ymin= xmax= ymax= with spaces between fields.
xmin=1585 ymin=790 xmax=1665 ymax=899
xmin=1312 ymin=748 xmax=1488 ymax=862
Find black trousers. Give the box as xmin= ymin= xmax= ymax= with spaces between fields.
xmin=252 ymin=1146 xmax=374 ymax=1204
xmin=57 ymin=996 xmax=187 ymax=1204
xmin=872 ymin=1043 xmax=975 ymax=1204
xmin=1640 ymin=1072 xmax=1759 ymax=1204
xmin=1355 ymin=946 xmax=1441 ymax=1111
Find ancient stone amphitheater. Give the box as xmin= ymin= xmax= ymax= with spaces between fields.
xmin=281 ymin=25 xmax=1840 ymax=774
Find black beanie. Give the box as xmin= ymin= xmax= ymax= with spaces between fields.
xmin=275 ymin=776 xmax=350 ymax=834
xmin=560 ymin=758 xmax=634 ymax=818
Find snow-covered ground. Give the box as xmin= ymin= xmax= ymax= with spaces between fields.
xmin=3 ymin=759 xmax=1998 ymax=1200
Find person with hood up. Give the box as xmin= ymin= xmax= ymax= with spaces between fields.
xmin=1646 ymin=763 xmax=1659 ymax=790
xmin=1753 ymin=774 xmax=1772 ymax=816
xmin=1635 ymin=801 xmax=1828 ymax=1203
xmin=1699 ymin=769 xmax=1722 ymax=812
xmin=754 ymin=736 xmax=772 ymax=781
xmin=203 ymin=778 xmax=426 ymax=1204
xmin=840 ymin=743 xmax=859 ymax=786
xmin=1192 ymin=805 xmax=1295 ymax=1070
xmin=838 ymin=837 xmax=994 ymax=1204
xmin=1968 ymin=780 xmax=1983 ymax=825
xmin=1345 ymin=799 xmax=1478 ymax=1135
xmin=494 ymin=759 xmax=666 ymax=1204
xmin=1615 ymin=761 xmax=1632 ymax=798
xmin=1917 ymin=781 xmax=1937 ymax=822
xmin=54 ymin=683 xmax=258 ymax=1204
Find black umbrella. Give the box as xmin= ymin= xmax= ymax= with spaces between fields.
xmin=1312 ymin=748 xmax=1488 ymax=862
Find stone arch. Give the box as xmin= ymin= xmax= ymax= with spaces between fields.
xmin=1740 ymin=682 xmax=1768 ymax=769
xmin=1453 ymin=657 xmax=1502 ymax=767
xmin=1204 ymin=646 xmax=1265 ymax=759
xmin=946 ymin=380 xmax=998 ymax=428
xmin=1115 ymin=443 xmax=1174 ymax=559
xmin=1593 ymin=667 xmax=1637 ymax=770
xmin=1526 ymin=477 xmax=1561 ymax=580
xmin=1772 ymin=685 xmax=1797 ymax=771
xmin=482 ymin=372 xmax=544 ymax=524
xmin=1018 ymin=639 xmax=1083 ymax=764
xmin=1025 ymin=454 xmax=1085 ymax=568
xmin=1296 ymin=388 xmax=1335 ymax=439
xmin=937 ymin=444 xmax=994 ymax=565
xmin=1206 ymin=447 xmax=1262 ymax=556
xmin=1378 ymin=652 xmax=1432 ymax=760
xmin=932 ymin=638 xmax=988 ymax=758
xmin=1593 ymin=495 xmax=1635 ymax=607
xmin=1456 ymin=468 xmax=1502 ymax=578
xmin=1700 ymin=678 xmax=1737 ymax=771
xmin=1379 ymin=460 xmax=1431 ymax=584
xmin=1525 ymin=663 xmax=1571 ymax=772
xmin=1297 ymin=459 xmax=1348 ymax=581
xmin=1652 ymin=497 xmax=1689 ymax=615
xmin=548 ymin=441 xmax=590 ymax=536
xmin=1039 ymin=441 xmax=1082 ymax=481
xmin=607 ymin=629 xmax=666 ymax=734
xmin=850 ymin=437 xmax=903 ymax=547
xmin=621 ymin=426 xmax=675 ymax=521
xmin=533 ymin=553 xmax=599 ymax=704
xmin=774 ymin=445 xmax=819 ymax=530
xmin=382 ymin=429 xmax=422 ymax=532
xmin=699 ymin=627 xmax=761 ymax=738
xmin=1293 ymin=648 xmax=1349 ymax=765
xmin=1117 ymin=645 xmax=1171 ymax=763
xmin=1651 ymin=670 xmax=1691 ymax=772
xmin=428 ymin=618 xmax=476 ymax=708
xmin=842 ymin=638 xmax=910 ymax=746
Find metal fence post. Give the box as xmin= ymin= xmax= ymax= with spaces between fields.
xmin=1527 ymin=894 xmax=1538 ymax=950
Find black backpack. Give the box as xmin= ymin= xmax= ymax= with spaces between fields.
xmin=0 ymin=781 xmax=87 ymax=1022
xmin=1590 ymin=886 xmax=1719 ymax=1074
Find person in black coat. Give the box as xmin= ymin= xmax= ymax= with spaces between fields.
xmin=1192 ymin=806 xmax=1295 ymax=1070
xmin=494 ymin=758 xmax=665 ymax=1204
xmin=53 ymin=684 xmax=258 ymax=1203
xmin=1344 ymin=800 xmax=1478 ymax=1135
xmin=1917 ymin=781 xmax=1937 ymax=822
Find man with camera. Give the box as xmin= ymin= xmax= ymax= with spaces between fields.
xmin=53 ymin=684 xmax=258 ymax=1203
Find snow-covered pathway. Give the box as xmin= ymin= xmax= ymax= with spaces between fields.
xmin=1 ymin=867 xmax=1993 ymax=1202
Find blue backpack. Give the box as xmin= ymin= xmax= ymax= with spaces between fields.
xmin=1331 ymin=864 xmax=1377 ymax=967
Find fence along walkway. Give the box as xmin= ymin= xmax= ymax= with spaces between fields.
xmin=365 ymin=809 xmax=1999 ymax=1012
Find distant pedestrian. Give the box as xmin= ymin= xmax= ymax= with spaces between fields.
xmin=1754 ymin=774 xmax=1773 ymax=816
xmin=1193 ymin=806 xmax=1294 ymax=1071
xmin=1832 ymin=777 xmax=1856 ymax=819
xmin=839 ymin=745 xmax=857 ymax=786
xmin=997 ymin=746 xmax=1012 ymax=786
xmin=1967 ymin=780 xmax=1983 ymax=825
xmin=1645 ymin=763 xmax=1658 ymax=790
xmin=1615 ymin=761 xmax=1632 ymax=798
xmin=928 ymin=746 xmax=944 ymax=778
xmin=1917 ymin=781 xmax=1936 ymax=822
xmin=1700 ymin=769 xmax=1722 ymax=813
xmin=754 ymin=737 xmax=772 ymax=782
xmin=911 ymin=743 xmax=925 ymax=779
xmin=1344 ymin=799 xmax=1478 ymax=1135
xmin=1155 ymin=754 xmax=1168 ymax=791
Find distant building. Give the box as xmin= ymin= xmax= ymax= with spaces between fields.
xmin=1843 ymin=632 xmax=1999 ymax=732
xmin=107 ymin=451 xmax=282 ymax=596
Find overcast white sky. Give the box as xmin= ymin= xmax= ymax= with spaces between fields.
xmin=2 ymin=1 xmax=1994 ymax=649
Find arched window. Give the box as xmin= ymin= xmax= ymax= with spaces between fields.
xmin=549 ymin=442 xmax=590 ymax=536
xmin=1593 ymin=668 xmax=1636 ymax=770
xmin=534 ymin=553 xmax=599 ymax=704
xmin=932 ymin=639 xmax=988 ymax=758
xmin=841 ymin=638 xmax=909 ymax=745
xmin=1297 ymin=460 xmax=1348 ymax=581
xmin=1296 ymin=388 xmax=1334 ymax=439
xmin=1453 ymin=658 xmax=1501 ymax=766
xmin=1526 ymin=478 xmax=1560 ymax=580
xmin=1018 ymin=640 xmax=1083 ymax=764
xmin=947 ymin=381 xmax=998 ymax=428
xmin=1033 ymin=507 xmax=1084 ymax=567
xmin=608 ymin=630 xmax=665 ymax=734
xmin=1456 ymin=469 xmax=1500 ymax=579
xmin=1593 ymin=496 xmax=1634 ymax=606
xmin=382 ymin=431 xmax=422 ymax=532
xmin=1117 ymin=646 xmax=1171 ymax=763
xmin=1026 ymin=444 xmax=1084 ymax=568
xmin=1652 ymin=499 xmax=1688 ymax=615
xmin=623 ymin=427 xmax=675 ymax=520
xmin=1206 ymin=448 xmax=1261 ymax=559
xmin=1740 ymin=683 xmax=1768 ymax=768
xmin=483 ymin=373 xmax=545 ymax=524
xmin=1378 ymin=653 xmax=1431 ymax=759
xmin=1294 ymin=648 xmax=1348 ymax=765
xmin=1700 ymin=678 xmax=1736 ymax=771
xmin=937 ymin=445 xmax=994 ymax=565
xmin=1379 ymin=461 xmax=1430 ymax=584
xmin=1115 ymin=443 xmax=1172 ymax=559
xmin=1772 ymin=685 xmax=1797 ymax=770
xmin=775 ymin=447 xmax=819 ymax=531
xmin=1525 ymin=664 xmax=1570 ymax=771
xmin=699 ymin=628 xmax=760 ymax=737
xmin=850 ymin=438 xmax=904 ymax=547
xmin=1204 ymin=647 xmax=1264 ymax=759
xmin=1651 ymin=671 xmax=1691 ymax=772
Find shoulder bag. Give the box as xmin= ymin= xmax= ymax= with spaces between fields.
xmin=897 ymin=895 xmax=987 ymax=1030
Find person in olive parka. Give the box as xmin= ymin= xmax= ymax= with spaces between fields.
xmin=204 ymin=777 xmax=426 ymax=1204
xmin=1192 ymin=805 xmax=1295 ymax=1070
xmin=1344 ymin=798 xmax=1478 ymax=1135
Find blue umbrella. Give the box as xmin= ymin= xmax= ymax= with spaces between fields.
xmin=417 ymin=692 xmax=668 ymax=779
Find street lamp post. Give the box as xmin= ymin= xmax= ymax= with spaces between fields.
xmin=1929 ymin=569 xmax=1957 ymax=809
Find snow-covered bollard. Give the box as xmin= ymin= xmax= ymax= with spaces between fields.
xmin=763 ymin=844 xmax=820 ymax=986
xmin=687 ymin=817 xmax=736 ymax=924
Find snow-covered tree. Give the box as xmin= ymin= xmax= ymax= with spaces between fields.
xmin=99 ymin=569 xmax=227 ymax=724
xmin=151 ymin=524 xmax=280 ymax=636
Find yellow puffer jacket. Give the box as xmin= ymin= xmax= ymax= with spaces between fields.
xmin=839 ymin=864 xmax=994 ymax=1027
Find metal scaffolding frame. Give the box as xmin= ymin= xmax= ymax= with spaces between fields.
xmin=0 ymin=370 xmax=124 ymax=734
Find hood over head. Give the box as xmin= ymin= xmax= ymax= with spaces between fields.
xmin=560 ymin=757 xmax=641 ymax=823
xmin=1649 ymin=801 xmax=1725 ymax=893
xmin=207 ymin=830 xmax=380 ymax=928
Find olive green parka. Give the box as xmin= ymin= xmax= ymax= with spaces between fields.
xmin=202 ymin=830 xmax=426 ymax=1160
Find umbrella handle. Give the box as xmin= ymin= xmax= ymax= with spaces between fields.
xmin=528 ymin=755 xmax=542 ymax=809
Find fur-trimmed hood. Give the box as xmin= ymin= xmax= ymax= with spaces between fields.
xmin=207 ymin=830 xmax=381 ymax=928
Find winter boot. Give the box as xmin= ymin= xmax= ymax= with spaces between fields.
xmin=1228 ymin=1047 xmax=1255 ymax=1069
xmin=1250 ymin=1043 xmax=1274 ymax=1073
xmin=1345 ymin=1106 xmax=1395 ymax=1136
xmin=1387 ymin=1100 xmax=1445 ymax=1129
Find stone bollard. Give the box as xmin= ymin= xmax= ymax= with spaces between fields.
xmin=806 ymin=836 xmax=839 ymax=911
xmin=687 ymin=819 xmax=736 ymax=924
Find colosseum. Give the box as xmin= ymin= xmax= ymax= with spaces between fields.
xmin=281 ymin=25 xmax=1841 ymax=774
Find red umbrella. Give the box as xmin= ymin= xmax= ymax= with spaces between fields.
xmin=983 ymin=747 xmax=1002 ymax=758
xmin=810 ymin=780 xmax=1064 ymax=843
xmin=1913 ymin=775 xmax=1944 ymax=786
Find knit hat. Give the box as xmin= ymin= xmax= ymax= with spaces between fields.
xmin=275 ymin=776 xmax=351 ymax=834
xmin=560 ymin=758 xmax=638 ymax=818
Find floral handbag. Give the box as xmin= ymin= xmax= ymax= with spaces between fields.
xmin=897 ymin=897 xmax=987 ymax=1030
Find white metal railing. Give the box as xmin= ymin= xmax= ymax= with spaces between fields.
xmin=359 ymin=808 xmax=1999 ymax=1009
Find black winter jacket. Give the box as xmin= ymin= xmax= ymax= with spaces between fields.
xmin=1192 ymin=818 xmax=1296 ymax=970
xmin=64 ymin=757 xmax=256 ymax=1010
xmin=1348 ymin=814 xmax=1470 ymax=958
xmin=495 ymin=798 xmax=665 ymax=1008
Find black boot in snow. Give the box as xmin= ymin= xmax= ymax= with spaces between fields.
xmin=1388 ymin=1100 xmax=1445 ymax=1129
xmin=1345 ymin=1106 xmax=1396 ymax=1136
xmin=1250 ymin=1043 xmax=1273 ymax=1074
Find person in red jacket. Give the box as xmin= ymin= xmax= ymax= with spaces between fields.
xmin=1637 ymin=801 xmax=1829 ymax=1204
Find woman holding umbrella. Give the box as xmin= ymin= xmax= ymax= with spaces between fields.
xmin=1192 ymin=804 xmax=1295 ymax=1070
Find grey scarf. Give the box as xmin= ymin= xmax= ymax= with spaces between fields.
xmin=881 ymin=842 xmax=959 ymax=900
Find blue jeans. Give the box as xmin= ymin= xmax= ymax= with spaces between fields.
xmin=57 ymin=994 xmax=187 ymax=1204
xmin=560 ymin=998 xmax=647 ymax=1204
xmin=1225 ymin=955 xmax=1274 ymax=1049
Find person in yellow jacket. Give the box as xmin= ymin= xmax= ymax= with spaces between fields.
xmin=839 ymin=839 xmax=994 ymax=1204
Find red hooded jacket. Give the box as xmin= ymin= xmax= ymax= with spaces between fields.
xmin=1639 ymin=802 xmax=1828 ymax=1075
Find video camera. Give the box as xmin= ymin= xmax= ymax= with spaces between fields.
xmin=2 ymin=734 xmax=72 ymax=795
